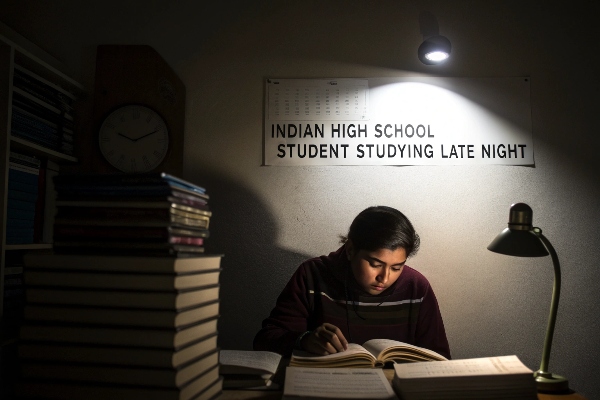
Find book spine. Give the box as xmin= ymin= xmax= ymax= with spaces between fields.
xmin=9 ymin=151 xmax=42 ymax=168
xmin=9 ymin=162 xmax=40 ymax=176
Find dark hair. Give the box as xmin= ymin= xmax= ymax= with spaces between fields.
xmin=340 ymin=206 xmax=420 ymax=257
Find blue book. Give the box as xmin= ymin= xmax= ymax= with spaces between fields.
xmin=7 ymin=218 xmax=35 ymax=228
xmin=9 ymin=167 xmax=39 ymax=185
xmin=7 ymin=208 xmax=36 ymax=220
xmin=8 ymin=180 xmax=38 ymax=194
xmin=6 ymin=226 xmax=35 ymax=238
xmin=8 ymin=189 xmax=39 ymax=202
xmin=6 ymin=235 xmax=34 ymax=245
xmin=7 ymin=198 xmax=37 ymax=212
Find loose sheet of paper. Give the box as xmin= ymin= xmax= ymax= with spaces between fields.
xmin=284 ymin=367 xmax=397 ymax=399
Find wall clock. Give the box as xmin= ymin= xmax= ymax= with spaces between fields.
xmin=85 ymin=45 xmax=185 ymax=175
xmin=98 ymin=104 xmax=169 ymax=173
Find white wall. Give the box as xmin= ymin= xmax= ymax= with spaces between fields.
xmin=2 ymin=1 xmax=598 ymax=397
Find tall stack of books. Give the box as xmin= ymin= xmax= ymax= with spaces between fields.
xmin=11 ymin=65 xmax=76 ymax=155
xmin=16 ymin=173 xmax=223 ymax=400
xmin=6 ymin=151 xmax=43 ymax=245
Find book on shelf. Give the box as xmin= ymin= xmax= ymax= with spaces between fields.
xmin=6 ymin=154 xmax=55 ymax=244
xmin=283 ymin=367 xmax=398 ymax=400
xmin=23 ymin=253 xmax=222 ymax=273
xmin=13 ymin=64 xmax=76 ymax=113
xmin=391 ymin=355 xmax=537 ymax=400
xmin=219 ymin=349 xmax=284 ymax=389
xmin=19 ymin=332 xmax=219 ymax=368
xmin=7 ymin=188 xmax=39 ymax=202
xmin=290 ymin=339 xmax=448 ymax=368
xmin=20 ymin=348 xmax=219 ymax=388
xmin=9 ymin=150 xmax=42 ymax=168
xmin=16 ymin=370 xmax=223 ymax=400
xmin=25 ymin=284 xmax=220 ymax=310
xmin=8 ymin=162 xmax=40 ymax=183
xmin=19 ymin=315 xmax=218 ymax=349
xmin=23 ymin=300 xmax=219 ymax=329
xmin=8 ymin=179 xmax=38 ymax=193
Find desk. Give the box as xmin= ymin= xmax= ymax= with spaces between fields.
xmin=220 ymin=369 xmax=588 ymax=400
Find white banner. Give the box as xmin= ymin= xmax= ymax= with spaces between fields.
xmin=264 ymin=77 xmax=533 ymax=166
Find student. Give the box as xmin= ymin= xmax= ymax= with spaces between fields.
xmin=253 ymin=205 xmax=450 ymax=359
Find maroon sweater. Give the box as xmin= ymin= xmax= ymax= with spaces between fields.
xmin=253 ymin=244 xmax=451 ymax=358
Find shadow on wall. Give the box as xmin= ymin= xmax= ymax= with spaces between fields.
xmin=187 ymin=168 xmax=309 ymax=351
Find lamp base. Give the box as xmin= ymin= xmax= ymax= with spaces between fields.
xmin=535 ymin=370 xmax=569 ymax=392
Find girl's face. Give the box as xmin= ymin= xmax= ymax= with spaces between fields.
xmin=346 ymin=241 xmax=407 ymax=295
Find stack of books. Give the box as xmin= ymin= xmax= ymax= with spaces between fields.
xmin=219 ymin=350 xmax=283 ymax=389
xmin=16 ymin=173 xmax=223 ymax=399
xmin=392 ymin=355 xmax=537 ymax=400
xmin=6 ymin=151 xmax=42 ymax=244
xmin=17 ymin=253 xmax=224 ymax=400
xmin=51 ymin=172 xmax=211 ymax=255
xmin=11 ymin=65 xmax=76 ymax=155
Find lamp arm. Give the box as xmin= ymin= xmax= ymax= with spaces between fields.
xmin=534 ymin=229 xmax=561 ymax=376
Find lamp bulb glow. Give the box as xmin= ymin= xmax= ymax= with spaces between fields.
xmin=425 ymin=51 xmax=449 ymax=62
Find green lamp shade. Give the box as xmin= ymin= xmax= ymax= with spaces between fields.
xmin=487 ymin=228 xmax=549 ymax=257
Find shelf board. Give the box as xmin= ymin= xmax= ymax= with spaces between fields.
xmin=5 ymin=243 xmax=52 ymax=251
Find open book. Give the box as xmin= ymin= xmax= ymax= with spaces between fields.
xmin=290 ymin=339 xmax=447 ymax=368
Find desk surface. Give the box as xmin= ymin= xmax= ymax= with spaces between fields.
xmin=220 ymin=369 xmax=588 ymax=400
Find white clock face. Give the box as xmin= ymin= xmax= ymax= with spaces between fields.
xmin=98 ymin=105 xmax=169 ymax=173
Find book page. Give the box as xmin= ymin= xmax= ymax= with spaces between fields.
xmin=284 ymin=367 xmax=398 ymax=399
xmin=394 ymin=355 xmax=533 ymax=379
xmin=291 ymin=343 xmax=375 ymax=362
xmin=362 ymin=339 xmax=447 ymax=361
xmin=219 ymin=350 xmax=282 ymax=375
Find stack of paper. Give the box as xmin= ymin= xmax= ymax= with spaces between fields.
xmin=392 ymin=355 xmax=537 ymax=400
xmin=284 ymin=367 xmax=398 ymax=400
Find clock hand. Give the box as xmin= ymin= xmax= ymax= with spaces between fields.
xmin=117 ymin=132 xmax=136 ymax=141
xmin=134 ymin=129 xmax=160 ymax=142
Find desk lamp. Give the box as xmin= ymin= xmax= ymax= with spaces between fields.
xmin=487 ymin=203 xmax=569 ymax=392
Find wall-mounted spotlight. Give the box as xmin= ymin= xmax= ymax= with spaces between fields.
xmin=418 ymin=35 xmax=451 ymax=65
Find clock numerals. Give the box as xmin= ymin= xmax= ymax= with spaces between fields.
xmin=142 ymin=155 xmax=152 ymax=168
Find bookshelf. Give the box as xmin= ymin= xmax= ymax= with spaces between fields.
xmin=0 ymin=24 xmax=85 ymax=330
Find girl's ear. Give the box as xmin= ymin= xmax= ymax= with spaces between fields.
xmin=346 ymin=239 xmax=355 ymax=260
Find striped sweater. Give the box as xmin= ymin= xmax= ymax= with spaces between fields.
xmin=253 ymin=244 xmax=451 ymax=358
